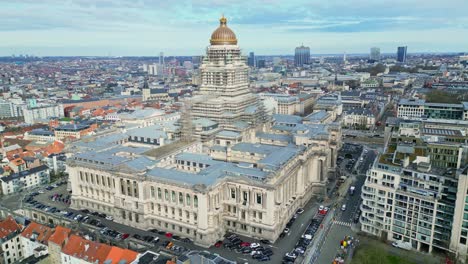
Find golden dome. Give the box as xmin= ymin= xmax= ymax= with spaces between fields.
xmin=210 ymin=15 xmax=238 ymax=45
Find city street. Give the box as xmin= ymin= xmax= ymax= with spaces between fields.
xmin=315 ymin=147 xmax=376 ymax=264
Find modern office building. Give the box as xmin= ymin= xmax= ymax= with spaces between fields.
xmin=257 ymin=59 xmax=266 ymax=68
xmin=397 ymin=99 xmax=468 ymax=120
xmin=397 ymin=46 xmax=407 ymax=63
xmin=360 ymin=119 xmax=468 ymax=258
xmin=370 ymin=47 xmax=381 ymax=61
xmin=294 ymin=45 xmax=310 ymax=66
xmin=67 ymin=16 xmax=341 ymax=248
xmin=248 ymin=52 xmax=255 ymax=67
xmin=159 ymin=52 xmax=164 ymax=65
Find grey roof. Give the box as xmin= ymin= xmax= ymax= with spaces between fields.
xmin=259 ymin=145 xmax=303 ymax=170
xmin=176 ymin=153 xmax=218 ymax=165
xmin=217 ymin=130 xmax=241 ymax=138
xmin=127 ymin=125 xmax=168 ymax=139
xmin=193 ymin=118 xmax=218 ymax=127
xmin=231 ymin=143 xmax=281 ymax=155
xmin=55 ymin=124 xmax=90 ymax=131
xmin=273 ymin=114 xmax=303 ymax=125
xmin=29 ymin=129 xmax=54 ymax=136
xmin=304 ymin=110 xmax=329 ymax=122
xmin=345 ymin=108 xmax=374 ymax=116
xmin=256 ymin=132 xmax=293 ymax=143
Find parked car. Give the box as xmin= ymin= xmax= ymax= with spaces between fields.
xmin=132 ymin=234 xmax=142 ymax=240
xmin=105 ymin=216 xmax=114 ymax=221
xmin=260 ymin=239 xmax=270 ymax=244
xmin=214 ymin=241 xmax=223 ymax=247
xmin=250 ymin=243 xmax=261 ymax=249
xmin=296 ymin=208 xmax=304 ymax=214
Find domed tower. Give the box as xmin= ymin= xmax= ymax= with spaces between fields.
xmin=190 ymin=16 xmax=268 ymax=133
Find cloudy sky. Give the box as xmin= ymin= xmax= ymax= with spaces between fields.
xmin=1 ymin=0 xmax=467 ymax=56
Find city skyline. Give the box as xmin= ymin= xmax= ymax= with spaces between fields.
xmin=1 ymin=0 xmax=468 ymax=56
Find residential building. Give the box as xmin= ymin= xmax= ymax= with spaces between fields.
xmin=342 ymin=108 xmax=376 ymax=129
xmin=22 ymin=104 xmax=64 ymax=124
xmin=0 ymin=216 xmax=23 ymax=264
xmin=47 ymin=226 xmax=71 ymax=264
xmin=0 ymin=100 xmax=22 ymax=119
xmin=259 ymin=93 xmax=315 ymax=116
xmin=54 ymin=123 xmax=97 ymax=140
xmin=294 ymin=45 xmax=310 ymax=66
xmin=61 ymin=234 xmax=138 ymax=264
xmin=20 ymin=222 xmax=53 ymax=260
xmin=360 ymin=119 xmax=467 ymax=257
xmin=0 ymin=165 xmax=50 ymax=195
xmin=397 ymin=46 xmax=407 ymax=63
xmin=24 ymin=129 xmax=55 ymax=142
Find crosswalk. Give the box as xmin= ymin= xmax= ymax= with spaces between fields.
xmin=333 ymin=220 xmax=353 ymax=227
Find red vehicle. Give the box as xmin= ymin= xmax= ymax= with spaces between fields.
xmin=165 ymin=232 xmax=173 ymax=238
xmin=121 ymin=233 xmax=130 ymax=240
xmin=240 ymin=242 xmax=251 ymax=247
xmin=214 ymin=241 xmax=223 ymax=247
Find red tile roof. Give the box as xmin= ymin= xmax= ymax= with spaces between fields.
xmin=20 ymin=222 xmax=53 ymax=245
xmin=62 ymin=234 xmax=112 ymax=264
xmin=48 ymin=225 xmax=71 ymax=247
xmin=0 ymin=216 xmax=22 ymax=240
xmin=104 ymin=247 xmax=139 ymax=264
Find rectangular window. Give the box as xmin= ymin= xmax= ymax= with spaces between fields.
xmin=256 ymin=193 xmax=262 ymax=204
xmin=231 ymin=188 xmax=236 ymax=199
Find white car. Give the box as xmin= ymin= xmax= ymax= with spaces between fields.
xmin=74 ymin=214 xmax=82 ymax=221
xmin=105 ymin=216 xmax=114 ymax=221
xmin=296 ymin=208 xmax=304 ymax=214
xmin=38 ymin=190 xmax=45 ymax=194
xmin=250 ymin=243 xmax=261 ymax=249
xmin=319 ymin=205 xmax=324 ymax=211
xmin=285 ymin=252 xmax=297 ymax=259
xmin=60 ymin=211 xmax=68 ymax=215
xmin=341 ymin=204 xmax=347 ymax=211
xmin=283 ymin=228 xmax=290 ymax=234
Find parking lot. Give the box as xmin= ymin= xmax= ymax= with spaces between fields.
xmin=18 ymin=180 xmax=329 ymax=263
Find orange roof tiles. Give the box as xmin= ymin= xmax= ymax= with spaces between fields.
xmin=62 ymin=234 xmax=112 ymax=264
xmin=11 ymin=158 xmax=25 ymax=166
xmin=48 ymin=225 xmax=71 ymax=247
xmin=20 ymin=222 xmax=53 ymax=245
xmin=104 ymin=247 xmax=139 ymax=264
xmin=0 ymin=216 xmax=22 ymax=240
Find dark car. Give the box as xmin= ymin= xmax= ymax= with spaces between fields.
xmin=157 ymin=231 xmax=166 ymax=235
xmin=252 ymin=253 xmax=263 ymax=259
xmin=81 ymin=209 xmax=90 ymax=214
xmin=260 ymin=239 xmax=270 ymax=244
xmin=241 ymin=247 xmax=252 ymax=254
xmin=263 ymin=249 xmax=274 ymax=256
xmin=143 ymin=235 xmax=154 ymax=242
xmin=172 ymin=235 xmax=181 ymax=241
xmin=149 ymin=229 xmax=159 ymax=233
xmin=132 ymin=234 xmax=142 ymax=240
xmin=259 ymin=255 xmax=270 ymax=262
xmin=182 ymin=238 xmax=193 ymax=244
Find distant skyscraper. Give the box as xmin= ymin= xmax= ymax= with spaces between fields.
xmin=397 ymin=46 xmax=407 ymax=63
xmin=294 ymin=45 xmax=310 ymax=66
xmin=370 ymin=47 xmax=381 ymax=61
xmin=257 ymin=59 xmax=266 ymax=68
xmin=248 ymin=52 xmax=255 ymax=67
xmin=159 ymin=52 xmax=164 ymax=65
